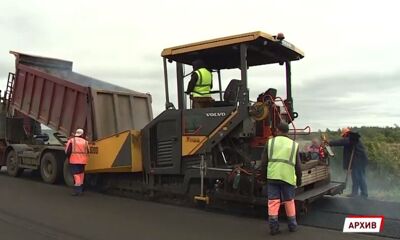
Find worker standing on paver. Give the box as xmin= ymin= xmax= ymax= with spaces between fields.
xmin=65 ymin=129 xmax=90 ymax=196
xmin=261 ymin=122 xmax=302 ymax=235
xmin=186 ymin=59 xmax=214 ymax=108
xmin=307 ymin=138 xmax=321 ymax=160
xmin=328 ymin=128 xmax=368 ymax=198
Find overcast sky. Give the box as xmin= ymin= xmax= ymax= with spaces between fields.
xmin=0 ymin=0 xmax=399 ymax=131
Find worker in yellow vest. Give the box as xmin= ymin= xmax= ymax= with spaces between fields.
xmin=65 ymin=129 xmax=90 ymax=196
xmin=261 ymin=122 xmax=302 ymax=235
xmin=186 ymin=59 xmax=213 ymax=108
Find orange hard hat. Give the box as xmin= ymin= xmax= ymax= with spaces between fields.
xmin=341 ymin=127 xmax=351 ymax=137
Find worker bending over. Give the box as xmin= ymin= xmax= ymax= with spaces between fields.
xmin=186 ymin=59 xmax=214 ymax=108
xmin=261 ymin=122 xmax=302 ymax=235
xmin=65 ymin=129 xmax=90 ymax=196
xmin=328 ymin=127 xmax=368 ymax=198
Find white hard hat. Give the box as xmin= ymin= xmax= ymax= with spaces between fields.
xmin=75 ymin=128 xmax=84 ymax=137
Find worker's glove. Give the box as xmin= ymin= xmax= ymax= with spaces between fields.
xmin=296 ymin=178 xmax=302 ymax=187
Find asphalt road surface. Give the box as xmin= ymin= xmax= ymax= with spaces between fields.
xmin=0 ymin=171 xmax=394 ymax=240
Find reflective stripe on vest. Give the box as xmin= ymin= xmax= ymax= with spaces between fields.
xmin=68 ymin=137 xmax=89 ymax=165
xmin=266 ymin=136 xmax=299 ymax=186
xmin=192 ymin=68 xmax=212 ymax=97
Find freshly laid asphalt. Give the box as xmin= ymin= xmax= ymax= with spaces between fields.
xmin=0 ymin=170 xmax=395 ymax=240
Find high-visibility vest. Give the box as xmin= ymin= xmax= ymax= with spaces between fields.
xmin=192 ymin=68 xmax=212 ymax=97
xmin=266 ymin=136 xmax=299 ymax=186
xmin=66 ymin=137 xmax=89 ymax=165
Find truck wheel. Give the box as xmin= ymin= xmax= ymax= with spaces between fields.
xmin=40 ymin=152 xmax=62 ymax=184
xmin=6 ymin=150 xmax=23 ymax=177
xmin=63 ymin=159 xmax=74 ymax=187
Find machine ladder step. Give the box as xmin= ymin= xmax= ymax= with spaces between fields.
xmin=5 ymin=72 xmax=15 ymax=112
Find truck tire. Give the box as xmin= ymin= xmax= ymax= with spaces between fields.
xmin=40 ymin=152 xmax=62 ymax=184
xmin=63 ymin=159 xmax=74 ymax=187
xmin=6 ymin=150 xmax=23 ymax=177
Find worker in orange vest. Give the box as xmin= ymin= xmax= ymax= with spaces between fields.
xmin=65 ymin=128 xmax=90 ymax=196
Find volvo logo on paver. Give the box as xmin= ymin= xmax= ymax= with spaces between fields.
xmin=206 ymin=112 xmax=226 ymax=117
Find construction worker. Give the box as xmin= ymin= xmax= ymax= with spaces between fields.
xmin=186 ymin=59 xmax=213 ymax=108
xmin=261 ymin=122 xmax=302 ymax=235
xmin=65 ymin=128 xmax=90 ymax=196
xmin=328 ymin=128 xmax=368 ymax=198
xmin=306 ymin=138 xmax=321 ymax=160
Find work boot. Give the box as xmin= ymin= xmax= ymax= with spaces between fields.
xmin=361 ymin=195 xmax=368 ymax=199
xmin=71 ymin=186 xmax=82 ymax=196
xmin=345 ymin=193 xmax=357 ymax=198
xmin=269 ymin=217 xmax=280 ymax=235
xmin=288 ymin=217 xmax=298 ymax=232
xmin=71 ymin=191 xmax=80 ymax=196
xmin=77 ymin=185 xmax=84 ymax=196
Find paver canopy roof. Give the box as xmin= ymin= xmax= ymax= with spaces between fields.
xmin=161 ymin=31 xmax=304 ymax=69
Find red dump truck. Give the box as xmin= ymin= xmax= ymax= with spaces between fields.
xmin=0 ymin=51 xmax=153 ymax=184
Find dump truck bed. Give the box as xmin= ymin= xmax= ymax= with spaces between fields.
xmin=10 ymin=51 xmax=152 ymax=141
